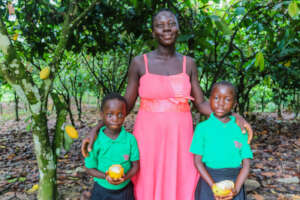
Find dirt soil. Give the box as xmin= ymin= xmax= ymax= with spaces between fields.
xmin=0 ymin=104 xmax=299 ymax=200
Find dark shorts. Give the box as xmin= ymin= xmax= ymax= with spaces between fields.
xmin=195 ymin=166 xmax=246 ymax=200
xmin=90 ymin=182 xmax=135 ymax=200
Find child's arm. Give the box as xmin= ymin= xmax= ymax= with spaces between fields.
xmin=233 ymin=158 xmax=250 ymax=195
xmin=124 ymin=160 xmax=139 ymax=181
xmin=85 ymin=167 xmax=106 ymax=179
xmin=194 ymin=155 xmax=215 ymax=187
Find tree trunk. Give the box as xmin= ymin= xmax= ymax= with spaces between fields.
xmin=14 ymin=91 xmax=19 ymax=121
xmin=277 ymin=101 xmax=282 ymax=118
xmin=68 ymin=102 xmax=76 ymax=127
xmin=32 ymin=112 xmax=57 ymax=200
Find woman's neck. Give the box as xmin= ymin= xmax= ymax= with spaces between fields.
xmin=155 ymin=45 xmax=176 ymax=59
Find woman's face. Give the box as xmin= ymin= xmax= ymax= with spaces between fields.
xmin=152 ymin=11 xmax=179 ymax=47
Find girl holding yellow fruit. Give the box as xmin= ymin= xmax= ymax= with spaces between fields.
xmin=84 ymin=93 xmax=140 ymax=200
xmin=190 ymin=81 xmax=253 ymax=200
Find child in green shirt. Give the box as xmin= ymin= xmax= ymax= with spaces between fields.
xmin=84 ymin=93 xmax=140 ymax=200
xmin=190 ymin=81 xmax=253 ymax=200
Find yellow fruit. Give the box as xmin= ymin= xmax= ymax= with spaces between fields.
xmin=39 ymin=67 xmax=50 ymax=80
xmin=65 ymin=125 xmax=78 ymax=139
xmin=108 ymin=164 xmax=124 ymax=179
xmin=212 ymin=180 xmax=234 ymax=196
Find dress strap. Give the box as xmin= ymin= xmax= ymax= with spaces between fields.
xmin=143 ymin=54 xmax=149 ymax=74
xmin=183 ymin=56 xmax=186 ymax=74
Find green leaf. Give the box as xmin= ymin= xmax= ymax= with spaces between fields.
xmin=18 ymin=177 xmax=26 ymax=182
xmin=215 ymin=20 xmax=232 ymax=35
xmin=258 ymin=23 xmax=264 ymax=32
xmin=255 ymin=52 xmax=264 ymax=71
xmin=145 ymin=0 xmax=151 ymax=7
xmin=131 ymin=0 xmax=138 ymax=8
xmin=7 ymin=178 xmax=18 ymax=183
xmin=177 ymin=34 xmax=194 ymax=42
xmin=26 ymin=123 xmax=32 ymax=131
xmin=184 ymin=0 xmax=192 ymax=8
xmin=213 ymin=0 xmax=220 ymax=3
xmin=288 ymin=1 xmax=299 ymax=18
xmin=235 ymin=7 xmax=245 ymax=16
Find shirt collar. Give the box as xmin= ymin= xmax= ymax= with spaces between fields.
xmin=209 ymin=112 xmax=235 ymax=125
xmin=100 ymin=126 xmax=126 ymax=142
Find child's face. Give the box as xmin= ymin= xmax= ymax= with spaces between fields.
xmin=152 ymin=11 xmax=179 ymax=46
xmin=101 ymin=99 xmax=126 ymax=132
xmin=210 ymin=85 xmax=236 ymax=119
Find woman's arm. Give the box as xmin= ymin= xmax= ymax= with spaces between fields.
xmin=81 ymin=121 xmax=103 ymax=157
xmin=232 ymin=113 xmax=253 ymax=144
xmin=124 ymin=56 xmax=141 ymax=113
xmin=189 ymin=57 xmax=212 ymax=116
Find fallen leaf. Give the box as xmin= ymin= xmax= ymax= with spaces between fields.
xmin=295 ymin=138 xmax=300 ymax=146
xmin=27 ymin=184 xmax=38 ymax=194
xmin=261 ymin=172 xmax=276 ymax=177
xmin=255 ymin=163 xmax=264 ymax=169
xmin=253 ymin=193 xmax=264 ymax=200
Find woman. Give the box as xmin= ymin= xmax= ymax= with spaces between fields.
xmin=82 ymin=9 xmax=252 ymax=200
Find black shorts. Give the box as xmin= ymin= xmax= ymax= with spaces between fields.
xmin=195 ymin=166 xmax=246 ymax=200
xmin=90 ymin=182 xmax=135 ymax=200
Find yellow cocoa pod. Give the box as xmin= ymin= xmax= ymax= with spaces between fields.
xmin=65 ymin=125 xmax=78 ymax=139
xmin=108 ymin=164 xmax=124 ymax=179
xmin=40 ymin=67 xmax=50 ymax=80
xmin=212 ymin=180 xmax=234 ymax=197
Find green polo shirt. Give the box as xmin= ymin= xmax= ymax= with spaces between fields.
xmin=190 ymin=113 xmax=253 ymax=169
xmin=85 ymin=126 xmax=139 ymax=190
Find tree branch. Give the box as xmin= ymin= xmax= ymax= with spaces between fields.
xmin=70 ymin=0 xmax=100 ymax=29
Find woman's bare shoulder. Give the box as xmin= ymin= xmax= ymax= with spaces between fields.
xmin=130 ymin=54 xmax=147 ymax=76
xmin=184 ymin=55 xmax=197 ymax=76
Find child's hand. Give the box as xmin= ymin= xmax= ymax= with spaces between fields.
xmin=105 ymin=172 xmax=125 ymax=185
xmin=214 ymin=189 xmax=235 ymax=200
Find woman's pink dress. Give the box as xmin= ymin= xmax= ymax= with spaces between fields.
xmin=132 ymin=54 xmax=199 ymax=200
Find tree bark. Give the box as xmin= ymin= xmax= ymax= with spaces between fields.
xmin=32 ymin=112 xmax=57 ymax=200
xmin=14 ymin=91 xmax=19 ymax=121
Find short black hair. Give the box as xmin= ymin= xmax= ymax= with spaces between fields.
xmin=152 ymin=8 xmax=178 ymax=28
xmin=101 ymin=92 xmax=128 ymax=112
xmin=210 ymin=81 xmax=237 ymax=100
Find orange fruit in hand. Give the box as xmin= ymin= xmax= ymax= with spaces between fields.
xmin=212 ymin=180 xmax=234 ymax=196
xmin=108 ymin=164 xmax=124 ymax=179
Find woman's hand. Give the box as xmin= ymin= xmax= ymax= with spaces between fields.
xmin=81 ymin=138 xmax=90 ymax=158
xmin=81 ymin=121 xmax=103 ymax=157
xmin=232 ymin=113 xmax=253 ymax=144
